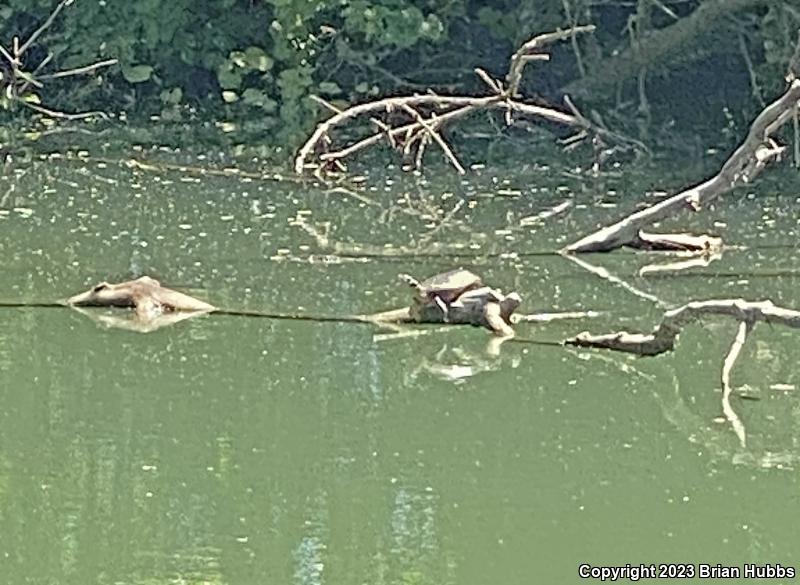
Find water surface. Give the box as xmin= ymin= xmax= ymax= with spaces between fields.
xmin=1 ymin=156 xmax=799 ymax=584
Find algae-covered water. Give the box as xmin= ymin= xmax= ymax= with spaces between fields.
xmin=1 ymin=155 xmax=799 ymax=584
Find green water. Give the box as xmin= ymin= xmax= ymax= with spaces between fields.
xmin=1 ymin=157 xmax=799 ymax=584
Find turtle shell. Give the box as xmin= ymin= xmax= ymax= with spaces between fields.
xmin=451 ymin=286 xmax=502 ymax=305
xmin=416 ymin=269 xmax=482 ymax=303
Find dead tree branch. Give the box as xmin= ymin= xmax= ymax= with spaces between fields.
xmin=566 ymin=79 xmax=800 ymax=253
xmin=565 ymin=299 xmax=800 ymax=355
xmin=506 ymin=25 xmax=595 ymax=96
xmin=294 ymin=25 xmax=624 ymax=176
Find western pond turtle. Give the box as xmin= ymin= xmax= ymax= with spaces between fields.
xmin=399 ymin=268 xmax=482 ymax=320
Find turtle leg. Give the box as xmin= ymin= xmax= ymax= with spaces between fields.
xmin=433 ymin=296 xmax=450 ymax=323
xmin=483 ymin=302 xmax=514 ymax=337
xmin=499 ymin=292 xmax=522 ymax=323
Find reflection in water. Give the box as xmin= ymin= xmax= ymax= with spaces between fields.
xmin=390 ymin=485 xmax=439 ymax=560
xmin=294 ymin=491 xmax=328 ymax=585
xmin=0 ymin=160 xmax=799 ymax=584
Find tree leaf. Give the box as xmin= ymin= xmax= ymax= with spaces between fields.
xmin=122 ymin=64 xmax=154 ymax=84
xmin=243 ymin=46 xmax=273 ymax=72
xmin=317 ymin=81 xmax=341 ymax=96
xmin=217 ymin=65 xmax=242 ymax=90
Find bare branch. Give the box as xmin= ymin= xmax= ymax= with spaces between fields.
xmin=566 ymin=79 xmax=800 ymax=253
xmin=21 ymin=100 xmax=108 ymax=120
xmin=294 ymin=24 xmax=608 ymax=177
xmin=507 ymin=24 xmax=595 ymax=96
xmin=38 ymin=58 xmax=117 ymax=80
xmin=400 ymin=104 xmax=466 ymax=175
xmin=474 ymin=68 xmax=502 ymax=94
xmin=0 ymin=43 xmax=16 ymax=66
xmin=17 ymin=0 xmax=73 ymax=56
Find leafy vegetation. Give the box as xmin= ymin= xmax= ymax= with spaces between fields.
xmin=0 ymin=0 xmax=798 ymax=157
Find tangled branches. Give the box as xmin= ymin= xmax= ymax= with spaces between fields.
xmin=0 ymin=0 xmax=117 ymax=121
xmin=293 ymin=25 xmax=642 ymax=176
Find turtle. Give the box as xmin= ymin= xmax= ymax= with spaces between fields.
xmin=399 ymin=268 xmax=482 ymax=321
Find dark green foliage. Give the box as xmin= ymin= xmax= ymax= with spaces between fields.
xmin=1 ymin=0 xmax=798 ymax=155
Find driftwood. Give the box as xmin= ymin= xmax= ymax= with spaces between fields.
xmin=67 ymin=276 xmax=216 ymax=318
xmin=292 ymin=25 xmax=638 ymax=176
xmin=566 ymin=298 xmax=800 ymax=447
xmin=566 ymin=299 xmax=800 ymax=355
xmin=566 ymin=79 xmax=800 ymax=253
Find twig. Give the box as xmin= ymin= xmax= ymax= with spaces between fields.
xmin=21 ymin=101 xmax=107 ymax=120
xmin=0 ymin=43 xmax=16 ymax=66
xmin=738 ymin=32 xmax=764 ymax=106
xmin=561 ymin=0 xmax=587 ymax=77
xmin=400 ymin=103 xmax=466 ymax=174
xmin=515 ymin=310 xmax=601 ymax=323
xmin=507 ymin=24 xmax=595 ymax=96
xmin=17 ymin=0 xmax=72 ymax=56
xmin=38 ymin=58 xmax=118 ymax=80
xmin=650 ymin=0 xmax=678 ymax=20
xmin=310 ymin=94 xmax=343 ymax=114
xmin=418 ymin=198 xmax=466 ymax=244
xmin=474 ymin=68 xmax=503 ymax=94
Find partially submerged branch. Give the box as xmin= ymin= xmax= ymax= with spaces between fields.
xmin=566 ymin=299 xmax=797 ymax=447
xmin=566 ymin=299 xmax=800 ymax=356
xmin=566 ymin=79 xmax=800 ymax=253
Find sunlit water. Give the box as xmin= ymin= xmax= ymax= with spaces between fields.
xmin=1 ymin=155 xmax=799 ymax=584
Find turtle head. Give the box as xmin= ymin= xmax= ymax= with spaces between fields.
xmin=398 ymin=273 xmax=422 ymax=291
